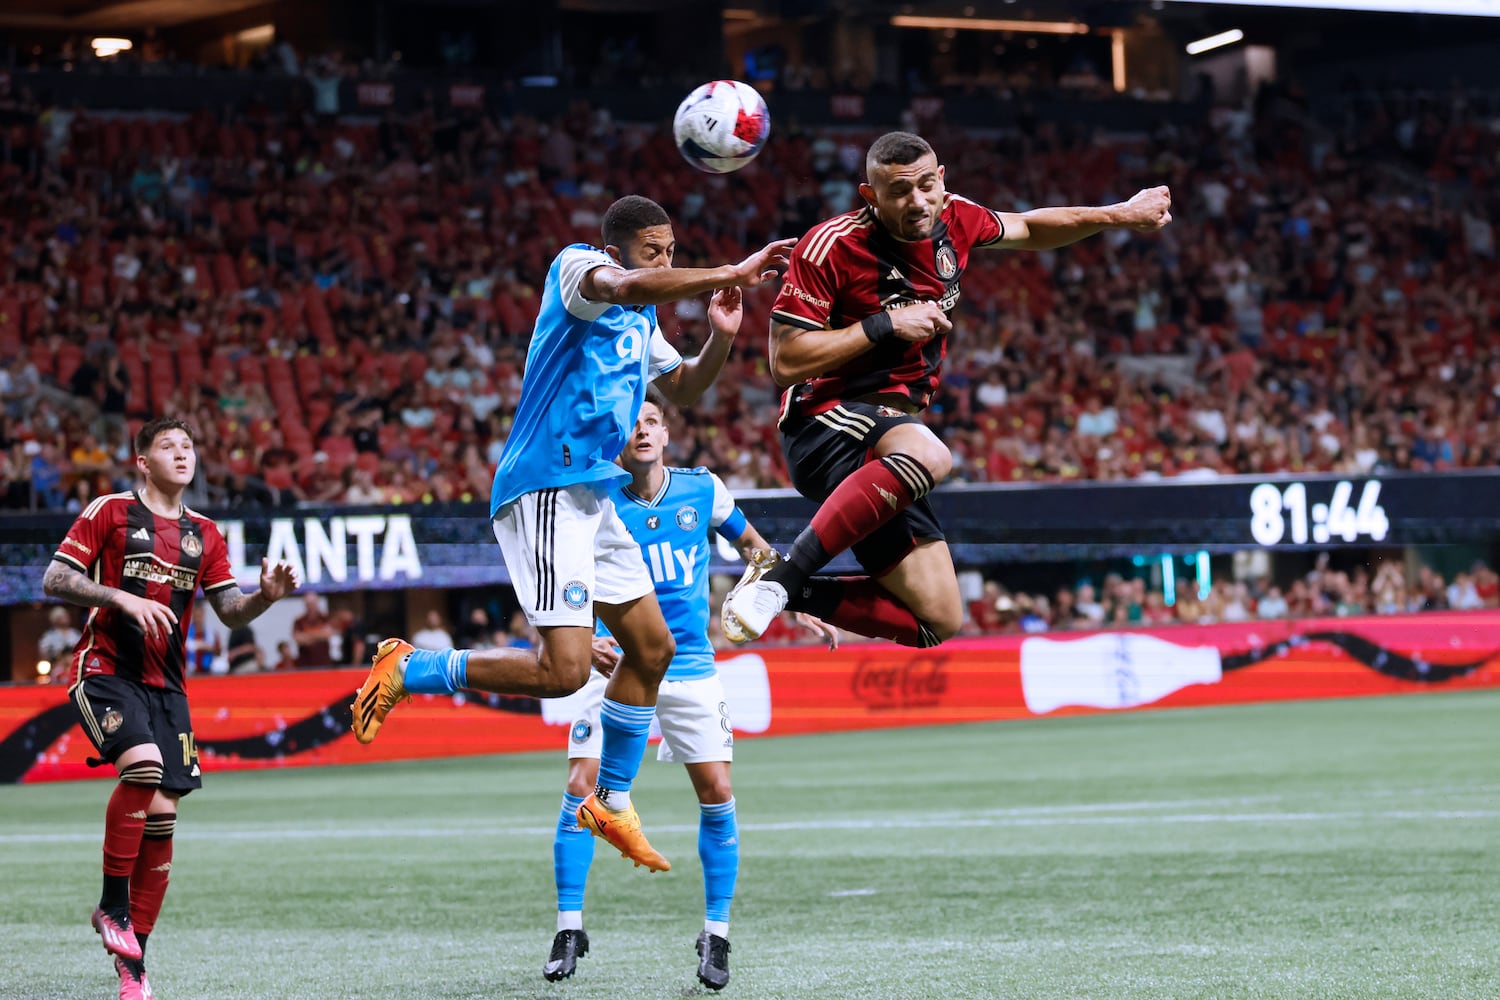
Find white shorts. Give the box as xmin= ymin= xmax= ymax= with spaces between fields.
xmin=565 ymin=671 xmax=734 ymax=765
xmin=493 ymin=483 xmax=655 ymax=627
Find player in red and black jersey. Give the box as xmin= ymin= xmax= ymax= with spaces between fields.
xmin=43 ymin=417 xmax=299 ymax=1000
xmin=723 ymin=131 xmax=1172 ymax=647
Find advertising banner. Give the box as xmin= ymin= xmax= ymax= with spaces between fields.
xmin=4 ymin=612 xmax=1498 ymax=784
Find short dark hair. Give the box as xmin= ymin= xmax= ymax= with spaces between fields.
xmin=601 ymin=195 xmax=671 ymax=249
xmin=643 ymin=386 xmax=672 ymax=417
xmin=135 ymin=416 xmax=195 ymax=455
xmin=866 ymin=131 xmax=935 ymax=176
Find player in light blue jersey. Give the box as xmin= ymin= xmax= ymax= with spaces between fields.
xmin=543 ymin=396 xmax=835 ymax=990
xmin=351 ymin=196 xmax=794 ymax=873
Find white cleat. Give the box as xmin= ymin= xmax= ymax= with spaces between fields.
xmin=723 ymin=578 xmax=789 ymax=644
xmin=721 ymin=549 xmax=784 ymax=643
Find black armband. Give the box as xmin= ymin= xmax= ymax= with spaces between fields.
xmin=861 ymin=311 xmax=895 ymax=344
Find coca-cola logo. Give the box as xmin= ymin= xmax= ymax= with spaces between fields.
xmin=850 ymin=655 xmax=949 ymax=709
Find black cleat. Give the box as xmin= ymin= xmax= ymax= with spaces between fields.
xmin=695 ymin=931 xmax=731 ymax=991
xmin=543 ymin=929 xmax=589 ymax=982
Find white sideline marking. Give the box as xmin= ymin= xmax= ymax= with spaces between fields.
xmin=2 ymin=807 xmax=1497 ymax=845
xmin=829 ymin=888 xmax=879 ymax=897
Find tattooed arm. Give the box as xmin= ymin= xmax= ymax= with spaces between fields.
xmin=208 ymin=558 xmax=300 ymax=629
xmin=43 ymin=560 xmax=179 ymax=640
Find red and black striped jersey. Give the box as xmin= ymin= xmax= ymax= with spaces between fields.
xmin=52 ymin=491 xmax=235 ymax=692
xmin=771 ymin=194 xmax=1005 ymax=416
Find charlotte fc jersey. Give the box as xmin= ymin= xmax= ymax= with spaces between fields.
xmin=602 ymin=467 xmax=747 ymax=681
xmin=52 ymin=491 xmax=236 ymax=692
xmin=770 ymin=194 xmax=1005 ymax=416
xmin=491 ymin=245 xmax=684 ymax=515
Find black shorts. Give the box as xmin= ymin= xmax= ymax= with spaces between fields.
xmin=71 ymin=675 xmax=202 ymax=795
xmin=781 ymin=399 xmax=944 ymax=578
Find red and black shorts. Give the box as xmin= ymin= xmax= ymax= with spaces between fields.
xmin=780 ymin=399 xmax=944 ymax=578
xmin=71 ymin=674 xmax=202 ymax=794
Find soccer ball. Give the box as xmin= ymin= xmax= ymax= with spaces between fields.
xmin=672 ymin=80 xmax=770 ymax=174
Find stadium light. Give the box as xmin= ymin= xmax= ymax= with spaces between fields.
xmin=890 ymin=15 xmax=1091 ymax=35
xmin=91 ymin=37 xmax=133 ymax=58
xmin=1186 ymin=28 xmax=1245 ymax=54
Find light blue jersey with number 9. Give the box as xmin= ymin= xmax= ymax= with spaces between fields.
xmin=491 ymin=244 xmax=683 ymax=516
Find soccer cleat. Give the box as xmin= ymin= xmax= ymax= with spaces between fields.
xmin=576 ymin=794 xmax=670 ymax=872
xmin=722 ymin=577 xmax=789 ymax=645
xmin=92 ymin=907 xmax=142 ymax=961
xmin=720 ymin=548 xmax=784 ymax=644
xmin=695 ymin=931 xmax=731 ymax=991
xmin=351 ymin=638 xmax=413 ymax=744
xmin=542 ymin=928 xmax=589 ymax=982
xmin=114 ymin=957 xmax=154 ymax=1000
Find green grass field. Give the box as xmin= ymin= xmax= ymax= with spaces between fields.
xmin=4 ymin=691 xmax=1499 ymax=1000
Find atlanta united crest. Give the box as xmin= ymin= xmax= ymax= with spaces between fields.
xmin=101 ymin=709 xmax=123 ymax=735
xmin=562 ymin=580 xmax=589 ymax=609
xmin=935 ymin=244 xmax=957 ymax=279
xmin=181 ymin=532 xmax=202 ymax=557
xmin=676 ymin=506 xmax=699 ymax=530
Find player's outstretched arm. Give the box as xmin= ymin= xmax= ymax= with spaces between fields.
xmin=992 ymin=186 xmax=1172 ymax=252
xmin=206 ymin=558 xmax=301 ymax=628
xmin=768 ymin=303 xmax=952 ymax=387
xmin=656 ymin=287 xmax=742 ymax=406
xmin=584 ymin=238 xmax=796 ymax=307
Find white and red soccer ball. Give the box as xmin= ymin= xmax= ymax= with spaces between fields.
xmin=672 ymin=80 xmax=770 ymax=174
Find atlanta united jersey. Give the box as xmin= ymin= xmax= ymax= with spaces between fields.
xmin=51 ymin=491 xmax=235 ymax=693
xmin=491 ymin=245 xmax=683 ymax=515
xmin=771 ymin=194 xmax=1005 ymax=416
xmin=601 ymin=467 xmax=747 ymax=681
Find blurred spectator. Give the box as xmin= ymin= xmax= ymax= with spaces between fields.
xmin=292 ymin=593 xmax=335 ymax=667
xmin=412 ymin=609 xmax=454 ymax=650
xmin=185 ymin=601 xmax=221 ymax=674
xmin=38 ymin=605 xmax=81 ymax=683
xmin=274 ymin=640 xmax=298 ymax=672
xmin=227 ymin=624 xmax=261 ymax=674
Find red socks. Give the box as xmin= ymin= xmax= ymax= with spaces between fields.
xmin=130 ymin=814 xmax=176 ymax=936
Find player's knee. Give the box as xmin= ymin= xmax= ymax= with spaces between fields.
xmin=638 ymin=632 xmax=675 ymax=680
xmin=911 ymin=444 xmax=952 ymax=483
xmin=565 ymin=771 xmax=596 ymax=798
xmin=537 ymin=647 xmax=591 ymax=698
xmin=928 ymin=612 xmax=961 ymax=643
xmin=118 ymin=758 xmax=163 ymax=788
xmin=696 ymin=778 xmax=733 ymax=805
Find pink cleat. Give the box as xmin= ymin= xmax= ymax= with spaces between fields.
xmin=115 ymin=957 xmax=154 ymax=1000
xmin=92 ymin=907 xmax=142 ymax=961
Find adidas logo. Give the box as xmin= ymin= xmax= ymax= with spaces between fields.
xmin=886 ymin=267 xmax=902 ymax=281
xmin=131 ymin=527 xmax=150 ymax=541
xmin=874 ymin=485 xmax=900 ymax=510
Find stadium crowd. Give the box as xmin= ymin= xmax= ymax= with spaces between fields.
xmin=952 ymin=558 xmax=1499 ymax=637
xmin=0 ymin=74 xmax=1495 ymax=517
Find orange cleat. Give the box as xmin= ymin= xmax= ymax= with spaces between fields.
xmin=351 ymin=638 xmax=413 ymax=745
xmin=576 ymin=794 xmax=670 ymax=872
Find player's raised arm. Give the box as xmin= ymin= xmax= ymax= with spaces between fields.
xmin=990 ymin=185 xmax=1173 ymax=252
xmin=769 ymin=304 xmax=952 ymax=388
xmin=655 ymin=286 xmax=744 ymax=406
xmin=583 ymin=237 xmax=795 ymax=307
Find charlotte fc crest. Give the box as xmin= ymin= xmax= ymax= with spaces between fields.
xmin=562 ymin=580 xmax=589 ymax=610
xmin=676 ymin=506 xmax=699 ymax=530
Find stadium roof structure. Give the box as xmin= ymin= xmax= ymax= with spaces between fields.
xmin=0 ymin=0 xmax=267 ymax=31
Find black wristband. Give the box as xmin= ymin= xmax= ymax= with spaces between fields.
xmin=861 ymin=311 xmax=895 ymax=344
